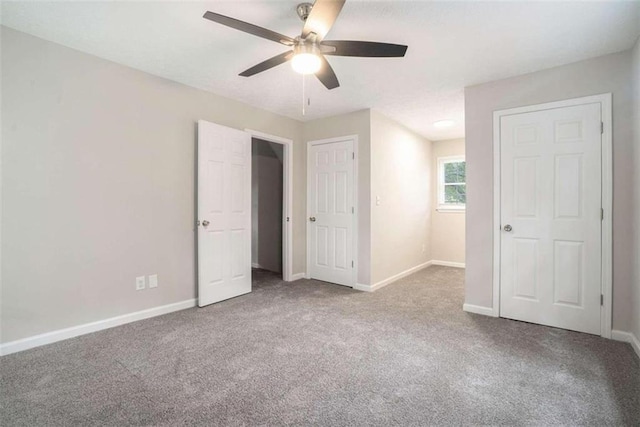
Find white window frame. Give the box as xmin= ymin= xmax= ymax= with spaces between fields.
xmin=437 ymin=155 xmax=466 ymax=211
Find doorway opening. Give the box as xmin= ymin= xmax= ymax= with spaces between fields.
xmin=246 ymin=128 xmax=293 ymax=285
xmin=196 ymin=122 xmax=293 ymax=308
xmin=252 ymin=138 xmax=284 ymax=284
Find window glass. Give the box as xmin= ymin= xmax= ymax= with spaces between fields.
xmin=438 ymin=157 xmax=466 ymax=209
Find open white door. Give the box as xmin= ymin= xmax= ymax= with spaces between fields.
xmin=197 ymin=120 xmax=251 ymax=307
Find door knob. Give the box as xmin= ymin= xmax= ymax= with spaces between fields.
xmin=202 ymin=220 xmax=210 ymax=227
xmin=503 ymin=224 xmax=512 ymax=232
xmin=309 ymin=217 xmax=316 ymax=222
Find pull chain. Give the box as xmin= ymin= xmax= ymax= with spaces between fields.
xmin=302 ymin=74 xmax=306 ymax=116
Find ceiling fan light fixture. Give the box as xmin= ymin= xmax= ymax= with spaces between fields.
xmin=291 ymin=53 xmax=321 ymax=74
xmin=291 ymin=43 xmax=321 ymax=75
xmin=433 ymin=119 xmax=455 ymax=128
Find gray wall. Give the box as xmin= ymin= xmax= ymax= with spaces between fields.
xmin=1 ymin=27 xmax=304 ymax=343
xmin=464 ymin=49 xmax=635 ymax=331
xmin=632 ymin=36 xmax=640 ymax=341
xmin=370 ymin=110 xmax=432 ymax=284
xmin=303 ymin=110 xmax=372 ymax=286
xmin=251 ymin=139 xmax=283 ymax=273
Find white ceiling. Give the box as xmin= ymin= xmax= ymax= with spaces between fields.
xmin=2 ymin=1 xmax=639 ymax=141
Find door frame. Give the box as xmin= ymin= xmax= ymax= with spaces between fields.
xmin=245 ymin=129 xmax=294 ymax=282
xmin=305 ymin=135 xmax=359 ymax=287
xmin=491 ymin=93 xmax=613 ymax=338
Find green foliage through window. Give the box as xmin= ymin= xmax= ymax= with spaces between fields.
xmin=444 ymin=184 xmax=466 ymax=204
xmin=444 ymin=161 xmax=465 ymax=184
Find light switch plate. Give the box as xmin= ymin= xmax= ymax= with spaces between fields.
xmin=148 ymin=274 xmax=158 ymax=288
xmin=135 ymin=276 xmax=146 ymax=291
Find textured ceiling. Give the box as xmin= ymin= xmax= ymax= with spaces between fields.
xmin=2 ymin=1 xmax=639 ymax=141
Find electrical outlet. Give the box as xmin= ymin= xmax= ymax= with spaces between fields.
xmin=135 ymin=276 xmax=146 ymax=291
xmin=148 ymin=274 xmax=158 ymax=288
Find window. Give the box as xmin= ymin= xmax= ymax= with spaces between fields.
xmin=437 ymin=156 xmax=466 ymax=211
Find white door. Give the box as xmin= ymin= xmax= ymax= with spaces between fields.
xmin=499 ymin=103 xmax=602 ymax=334
xmin=307 ymin=139 xmax=355 ymax=287
xmin=197 ymin=120 xmax=251 ymax=307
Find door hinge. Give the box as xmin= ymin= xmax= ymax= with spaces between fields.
xmin=352 ymin=207 xmax=354 ymax=214
xmin=601 ymin=122 xmax=604 ymax=134
xmin=601 ymin=294 xmax=604 ymax=306
xmin=351 ymin=261 xmax=354 ymax=268
xmin=601 ymin=208 xmax=604 ymax=221
xmin=352 ymin=152 xmax=355 ymax=160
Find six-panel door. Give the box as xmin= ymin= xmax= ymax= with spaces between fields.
xmin=197 ymin=120 xmax=251 ymax=307
xmin=307 ymin=140 xmax=355 ymax=287
xmin=499 ymin=103 xmax=602 ymax=335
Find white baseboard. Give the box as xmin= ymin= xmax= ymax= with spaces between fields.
xmin=251 ymin=263 xmax=261 ymax=269
xmin=354 ymin=261 xmax=433 ymax=292
xmin=463 ymin=303 xmax=498 ymax=317
xmin=289 ymin=272 xmax=306 ymax=281
xmin=353 ymin=283 xmax=372 ymax=292
xmin=611 ymin=330 xmax=640 ymax=359
xmin=431 ymin=260 xmax=466 ymax=268
xmin=0 ymin=299 xmax=196 ymax=356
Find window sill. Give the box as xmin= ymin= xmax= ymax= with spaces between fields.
xmin=436 ymin=206 xmax=466 ymax=213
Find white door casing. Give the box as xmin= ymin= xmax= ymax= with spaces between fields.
xmin=197 ymin=120 xmax=251 ymax=307
xmin=496 ymin=100 xmax=607 ymax=335
xmin=307 ymin=137 xmax=356 ymax=287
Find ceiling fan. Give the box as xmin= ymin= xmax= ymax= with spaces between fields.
xmin=203 ymin=0 xmax=408 ymax=90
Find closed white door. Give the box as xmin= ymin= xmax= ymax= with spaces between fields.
xmin=197 ymin=120 xmax=251 ymax=307
xmin=307 ymin=139 xmax=355 ymax=287
xmin=499 ymin=103 xmax=602 ymax=335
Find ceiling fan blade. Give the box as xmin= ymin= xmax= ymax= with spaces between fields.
xmin=203 ymin=11 xmax=295 ymax=46
xmin=315 ymin=55 xmax=340 ymax=90
xmin=239 ymin=51 xmax=294 ymax=77
xmin=302 ymin=0 xmax=345 ymax=41
xmin=321 ymin=40 xmax=408 ymax=57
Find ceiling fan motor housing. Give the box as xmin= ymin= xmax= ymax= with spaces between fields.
xmin=294 ymin=39 xmax=320 ymax=56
